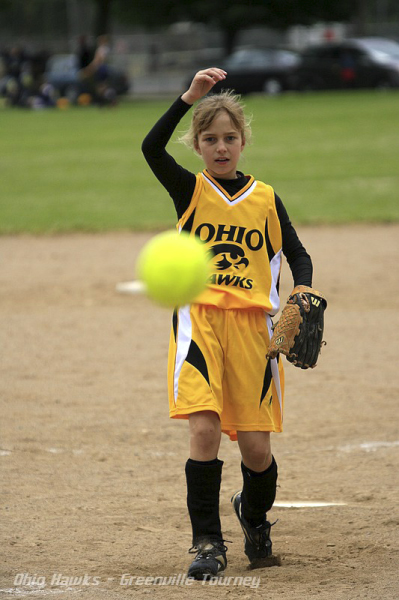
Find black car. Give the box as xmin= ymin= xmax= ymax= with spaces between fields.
xmin=292 ymin=38 xmax=399 ymax=91
xmin=190 ymin=48 xmax=300 ymax=95
xmin=44 ymin=54 xmax=130 ymax=103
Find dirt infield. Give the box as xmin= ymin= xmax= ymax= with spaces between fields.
xmin=1 ymin=226 xmax=399 ymax=600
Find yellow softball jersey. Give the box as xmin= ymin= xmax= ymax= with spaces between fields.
xmin=178 ymin=170 xmax=283 ymax=314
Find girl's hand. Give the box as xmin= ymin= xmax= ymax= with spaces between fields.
xmin=181 ymin=68 xmax=227 ymax=104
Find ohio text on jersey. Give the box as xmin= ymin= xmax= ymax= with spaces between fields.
xmin=178 ymin=169 xmax=282 ymax=313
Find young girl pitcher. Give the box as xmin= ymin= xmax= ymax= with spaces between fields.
xmin=142 ymin=68 xmax=313 ymax=579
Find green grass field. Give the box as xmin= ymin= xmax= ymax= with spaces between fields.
xmin=1 ymin=90 xmax=398 ymax=233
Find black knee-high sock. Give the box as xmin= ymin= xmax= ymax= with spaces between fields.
xmin=185 ymin=458 xmax=223 ymax=545
xmin=241 ymin=456 xmax=278 ymax=527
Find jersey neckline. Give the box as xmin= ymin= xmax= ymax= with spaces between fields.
xmin=202 ymin=169 xmax=255 ymax=203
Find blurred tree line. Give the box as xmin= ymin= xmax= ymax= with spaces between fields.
xmin=1 ymin=0 xmax=399 ymax=54
xmin=113 ymin=0 xmax=397 ymax=53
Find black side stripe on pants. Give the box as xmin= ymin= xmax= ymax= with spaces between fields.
xmin=186 ymin=340 xmax=210 ymax=386
xmin=260 ymin=355 xmax=279 ymax=406
xmin=172 ymin=310 xmax=178 ymax=342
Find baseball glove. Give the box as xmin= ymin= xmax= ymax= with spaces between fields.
xmin=267 ymin=285 xmax=327 ymax=369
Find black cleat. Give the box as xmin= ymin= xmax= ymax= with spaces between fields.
xmin=231 ymin=491 xmax=274 ymax=566
xmin=187 ymin=539 xmax=228 ymax=580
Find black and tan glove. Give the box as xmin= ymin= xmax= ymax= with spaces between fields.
xmin=267 ymin=286 xmax=327 ymax=369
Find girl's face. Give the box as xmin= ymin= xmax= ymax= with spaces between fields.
xmin=194 ymin=110 xmax=245 ymax=180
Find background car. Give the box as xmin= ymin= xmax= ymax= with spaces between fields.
xmin=44 ymin=54 xmax=130 ymax=103
xmin=292 ymin=37 xmax=399 ymax=91
xmin=188 ymin=48 xmax=300 ymax=95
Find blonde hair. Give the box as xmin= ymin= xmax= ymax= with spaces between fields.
xmin=179 ymin=90 xmax=252 ymax=150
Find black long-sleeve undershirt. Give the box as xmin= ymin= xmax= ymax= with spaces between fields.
xmin=141 ymin=96 xmax=312 ymax=287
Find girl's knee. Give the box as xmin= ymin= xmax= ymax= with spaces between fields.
xmin=189 ymin=411 xmax=221 ymax=456
xmin=237 ymin=432 xmax=272 ymax=471
xmin=245 ymin=447 xmax=271 ymax=470
xmin=190 ymin=412 xmax=219 ymax=439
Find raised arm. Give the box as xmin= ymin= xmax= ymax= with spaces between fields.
xmin=141 ymin=68 xmax=227 ymax=218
